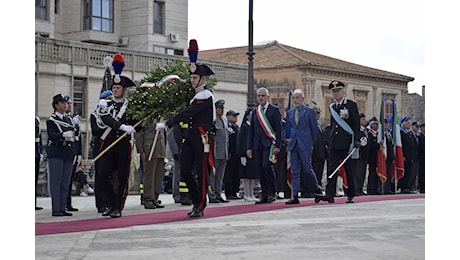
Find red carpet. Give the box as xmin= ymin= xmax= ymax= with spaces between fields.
xmin=36 ymin=194 xmax=424 ymax=236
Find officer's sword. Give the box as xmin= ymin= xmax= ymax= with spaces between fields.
xmin=91 ymin=119 xmax=144 ymax=164
xmin=328 ymin=147 xmax=357 ymax=179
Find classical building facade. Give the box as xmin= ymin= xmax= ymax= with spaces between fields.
xmin=199 ymin=41 xmax=421 ymax=128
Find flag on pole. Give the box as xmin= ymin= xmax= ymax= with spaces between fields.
xmin=391 ymin=99 xmax=405 ymax=182
xmin=376 ymin=98 xmax=387 ymax=183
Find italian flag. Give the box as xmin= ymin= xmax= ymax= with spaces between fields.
xmin=377 ymin=98 xmax=387 ymax=183
xmin=391 ymin=100 xmax=405 ymax=182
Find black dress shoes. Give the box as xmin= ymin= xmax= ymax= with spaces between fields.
xmin=255 ymin=197 xmax=268 ymax=204
xmin=153 ymin=201 xmax=165 ymax=208
xmin=189 ymin=208 xmax=204 ymax=218
xmin=227 ymin=195 xmax=241 ymax=200
xmin=267 ymin=196 xmax=276 ymax=203
xmin=110 ymin=209 xmax=122 ymax=218
xmin=35 ymin=206 xmax=43 ymax=210
xmin=218 ymin=197 xmax=230 ymax=203
xmin=209 ymin=198 xmax=220 ymax=203
xmin=188 ymin=206 xmax=197 ymax=216
xmin=144 ymin=202 xmax=157 ymax=209
xmin=52 ymin=211 xmax=73 ymax=217
xmin=286 ymin=197 xmax=300 ymax=204
xmin=101 ymin=207 xmax=113 ymax=216
xmin=66 ymin=206 xmax=79 ymax=212
xmin=346 ymin=197 xmax=354 ymax=203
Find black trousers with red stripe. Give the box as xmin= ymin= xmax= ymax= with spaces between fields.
xmin=97 ymin=136 xmax=131 ymax=211
xmin=180 ymin=130 xmax=212 ymax=211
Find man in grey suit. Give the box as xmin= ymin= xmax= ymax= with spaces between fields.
xmin=285 ymin=89 xmax=323 ymax=204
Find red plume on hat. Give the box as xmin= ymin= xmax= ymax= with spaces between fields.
xmin=188 ymin=39 xmax=199 ymax=72
xmin=112 ymin=53 xmax=125 ymax=84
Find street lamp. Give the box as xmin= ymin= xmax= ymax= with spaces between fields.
xmin=247 ymin=0 xmax=255 ymax=108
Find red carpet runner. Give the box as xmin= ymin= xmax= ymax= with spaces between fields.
xmin=36 ymin=194 xmax=424 ymax=236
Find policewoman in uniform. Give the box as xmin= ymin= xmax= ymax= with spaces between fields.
xmin=96 ymin=53 xmax=139 ymax=218
xmin=325 ymin=80 xmax=362 ymax=204
xmin=46 ymin=94 xmax=76 ymax=217
xmin=165 ymin=39 xmax=216 ymax=218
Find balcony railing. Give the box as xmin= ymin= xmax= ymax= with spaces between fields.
xmin=35 ymin=37 xmax=248 ymax=83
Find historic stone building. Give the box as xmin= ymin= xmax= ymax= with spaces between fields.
xmin=199 ymin=41 xmax=418 ymax=128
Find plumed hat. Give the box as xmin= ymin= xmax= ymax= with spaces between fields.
xmin=112 ymin=53 xmax=136 ymax=88
xmin=328 ymin=80 xmax=345 ymax=91
xmin=188 ymin=39 xmax=214 ymax=76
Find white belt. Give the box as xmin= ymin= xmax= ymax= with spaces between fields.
xmin=35 ymin=138 xmax=40 ymax=142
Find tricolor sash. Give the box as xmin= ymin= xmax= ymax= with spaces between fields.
xmin=256 ymin=105 xmax=277 ymax=163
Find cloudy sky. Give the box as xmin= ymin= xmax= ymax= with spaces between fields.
xmin=189 ymin=0 xmax=425 ymax=95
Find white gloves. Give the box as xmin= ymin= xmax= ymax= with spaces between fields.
xmin=360 ymin=136 xmax=368 ymax=147
xmin=77 ymin=155 xmax=82 ymax=165
xmin=62 ymin=130 xmax=74 ymax=138
xmin=39 ymin=154 xmax=44 ymax=164
xmin=155 ymin=122 xmax=166 ymax=130
xmin=72 ymin=115 xmax=80 ymax=126
xmin=119 ymin=124 xmax=135 ymax=134
xmin=240 ymin=157 xmax=247 ymax=166
xmin=98 ymin=99 xmax=108 ymax=108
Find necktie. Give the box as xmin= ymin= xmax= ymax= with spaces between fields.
xmin=64 ymin=115 xmax=71 ymax=124
xmin=294 ymin=108 xmax=299 ymax=125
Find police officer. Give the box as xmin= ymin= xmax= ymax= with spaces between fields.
xmin=63 ymin=95 xmax=82 ymax=212
xmin=96 ymin=54 xmax=139 ymax=218
xmin=46 ymin=94 xmax=76 ymax=216
xmin=324 ymin=80 xmax=361 ymax=204
xmin=165 ymin=61 xmax=216 ymax=218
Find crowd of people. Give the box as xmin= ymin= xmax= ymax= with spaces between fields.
xmin=35 ymin=51 xmax=424 ymax=218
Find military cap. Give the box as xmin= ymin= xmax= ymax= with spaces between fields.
xmin=400 ymin=116 xmax=410 ymax=124
xmin=52 ymin=94 xmax=67 ymax=109
xmin=190 ymin=64 xmax=215 ymax=76
xmin=328 ymin=80 xmax=345 ymax=91
xmin=368 ymin=116 xmax=378 ymax=125
xmin=100 ymin=90 xmax=113 ymax=99
xmin=411 ymin=121 xmax=419 ymax=127
xmin=226 ymin=110 xmax=240 ymax=116
xmin=215 ymin=99 xmax=225 ymax=108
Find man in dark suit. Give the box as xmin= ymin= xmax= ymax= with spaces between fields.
xmin=284 ymin=89 xmax=322 ymax=204
xmin=246 ymin=87 xmax=282 ymax=204
xmin=324 ymin=80 xmax=361 ymax=203
xmin=399 ymin=117 xmax=417 ymax=193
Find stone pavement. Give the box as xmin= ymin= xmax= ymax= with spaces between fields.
xmin=35 ymin=193 xmax=425 ymax=260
